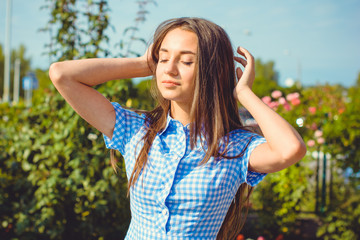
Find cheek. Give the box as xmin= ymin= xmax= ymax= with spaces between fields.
xmin=155 ymin=65 xmax=163 ymax=79
xmin=155 ymin=70 xmax=163 ymax=93
xmin=185 ymin=69 xmax=196 ymax=85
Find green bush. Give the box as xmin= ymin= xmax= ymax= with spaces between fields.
xmin=0 ymin=80 xmax=150 ymax=239
xmin=316 ymin=189 xmax=360 ymax=239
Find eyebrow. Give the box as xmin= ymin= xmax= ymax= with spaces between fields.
xmin=159 ymin=48 xmax=197 ymax=55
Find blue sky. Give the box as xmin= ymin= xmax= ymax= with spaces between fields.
xmin=1 ymin=0 xmax=359 ymax=87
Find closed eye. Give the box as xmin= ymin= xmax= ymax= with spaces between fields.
xmin=182 ymin=61 xmax=193 ymax=66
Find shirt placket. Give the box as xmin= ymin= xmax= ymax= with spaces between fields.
xmin=156 ymin=122 xmax=187 ymax=234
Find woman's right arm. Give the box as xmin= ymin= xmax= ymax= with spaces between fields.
xmin=49 ymin=56 xmax=152 ymax=139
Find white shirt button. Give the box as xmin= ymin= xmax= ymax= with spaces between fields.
xmin=162 ymin=209 xmax=167 ymax=215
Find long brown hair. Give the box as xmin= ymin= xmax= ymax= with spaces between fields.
xmin=111 ymin=17 xmax=256 ymax=239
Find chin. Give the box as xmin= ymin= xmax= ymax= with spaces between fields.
xmin=161 ymin=95 xmax=177 ymax=102
xmin=159 ymin=90 xmax=177 ymax=101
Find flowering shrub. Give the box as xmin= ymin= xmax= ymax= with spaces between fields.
xmin=253 ymin=83 xmax=359 ymax=239
xmin=261 ymin=90 xmax=301 ymax=112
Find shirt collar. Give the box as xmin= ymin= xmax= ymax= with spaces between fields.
xmin=158 ymin=112 xmax=190 ymax=136
xmin=158 ymin=112 xmax=174 ymax=136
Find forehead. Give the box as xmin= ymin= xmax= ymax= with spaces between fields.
xmin=160 ymin=28 xmax=198 ymax=54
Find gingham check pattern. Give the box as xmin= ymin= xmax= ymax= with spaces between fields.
xmin=103 ymin=102 xmax=267 ymax=240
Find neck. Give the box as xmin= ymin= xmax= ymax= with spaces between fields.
xmin=170 ymin=101 xmax=191 ymax=126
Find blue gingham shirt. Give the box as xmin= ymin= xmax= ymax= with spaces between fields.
xmin=103 ymin=102 xmax=267 ymax=239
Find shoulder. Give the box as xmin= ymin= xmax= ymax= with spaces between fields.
xmin=227 ymin=128 xmax=263 ymax=142
xmin=103 ymin=102 xmax=146 ymax=152
xmin=222 ymin=128 xmax=266 ymax=157
xmin=111 ymin=102 xmax=146 ymax=125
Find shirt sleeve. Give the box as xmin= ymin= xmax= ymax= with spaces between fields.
xmin=103 ymin=102 xmax=144 ymax=155
xmin=231 ymin=130 xmax=267 ymax=187
xmin=243 ymin=134 xmax=267 ymax=186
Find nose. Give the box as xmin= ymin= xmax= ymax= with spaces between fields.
xmin=164 ymin=60 xmax=178 ymax=76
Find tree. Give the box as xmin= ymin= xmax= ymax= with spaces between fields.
xmin=1 ymin=1 xmax=158 ymax=239
xmin=40 ymin=0 xmax=111 ymax=61
xmin=251 ymin=59 xmax=285 ymax=98
xmin=355 ymin=72 xmax=360 ymax=87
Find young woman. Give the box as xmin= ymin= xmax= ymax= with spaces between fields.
xmin=49 ymin=17 xmax=306 ymax=240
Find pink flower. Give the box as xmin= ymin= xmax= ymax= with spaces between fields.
xmin=278 ymin=97 xmax=287 ymax=105
xmin=262 ymin=96 xmax=271 ymax=104
xmin=308 ymin=107 xmax=316 ymax=114
xmin=271 ymin=90 xmax=282 ymax=99
xmin=283 ymin=102 xmax=291 ymax=111
xmin=268 ymin=101 xmax=279 ymax=109
xmin=257 ymin=237 xmax=265 ymax=240
xmin=286 ymin=92 xmax=300 ymax=101
xmin=317 ymin=137 xmax=325 ymax=144
xmin=307 ymin=139 xmax=316 ymax=147
xmin=314 ymin=130 xmax=323 ymax=138
xmin=290 ymin=98 xmax=301 ymax=106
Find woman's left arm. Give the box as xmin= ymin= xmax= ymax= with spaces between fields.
xmin=234 ymin=47 xmax=307 ymax=173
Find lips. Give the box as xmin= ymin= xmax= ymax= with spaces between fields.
xmin=162 ymin=80 xmax=180 ymax=87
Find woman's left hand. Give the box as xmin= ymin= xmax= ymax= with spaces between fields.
xmin=233 ymin=46 xmax=255 ymax=100
xmin=233 ymin=47 xmax=306 ymax=173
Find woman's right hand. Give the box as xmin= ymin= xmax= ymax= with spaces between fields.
xmin=140 ymin=44 xmax=155 ymax=76
xmin=49 ymin=48 xmax=156 ymax=139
